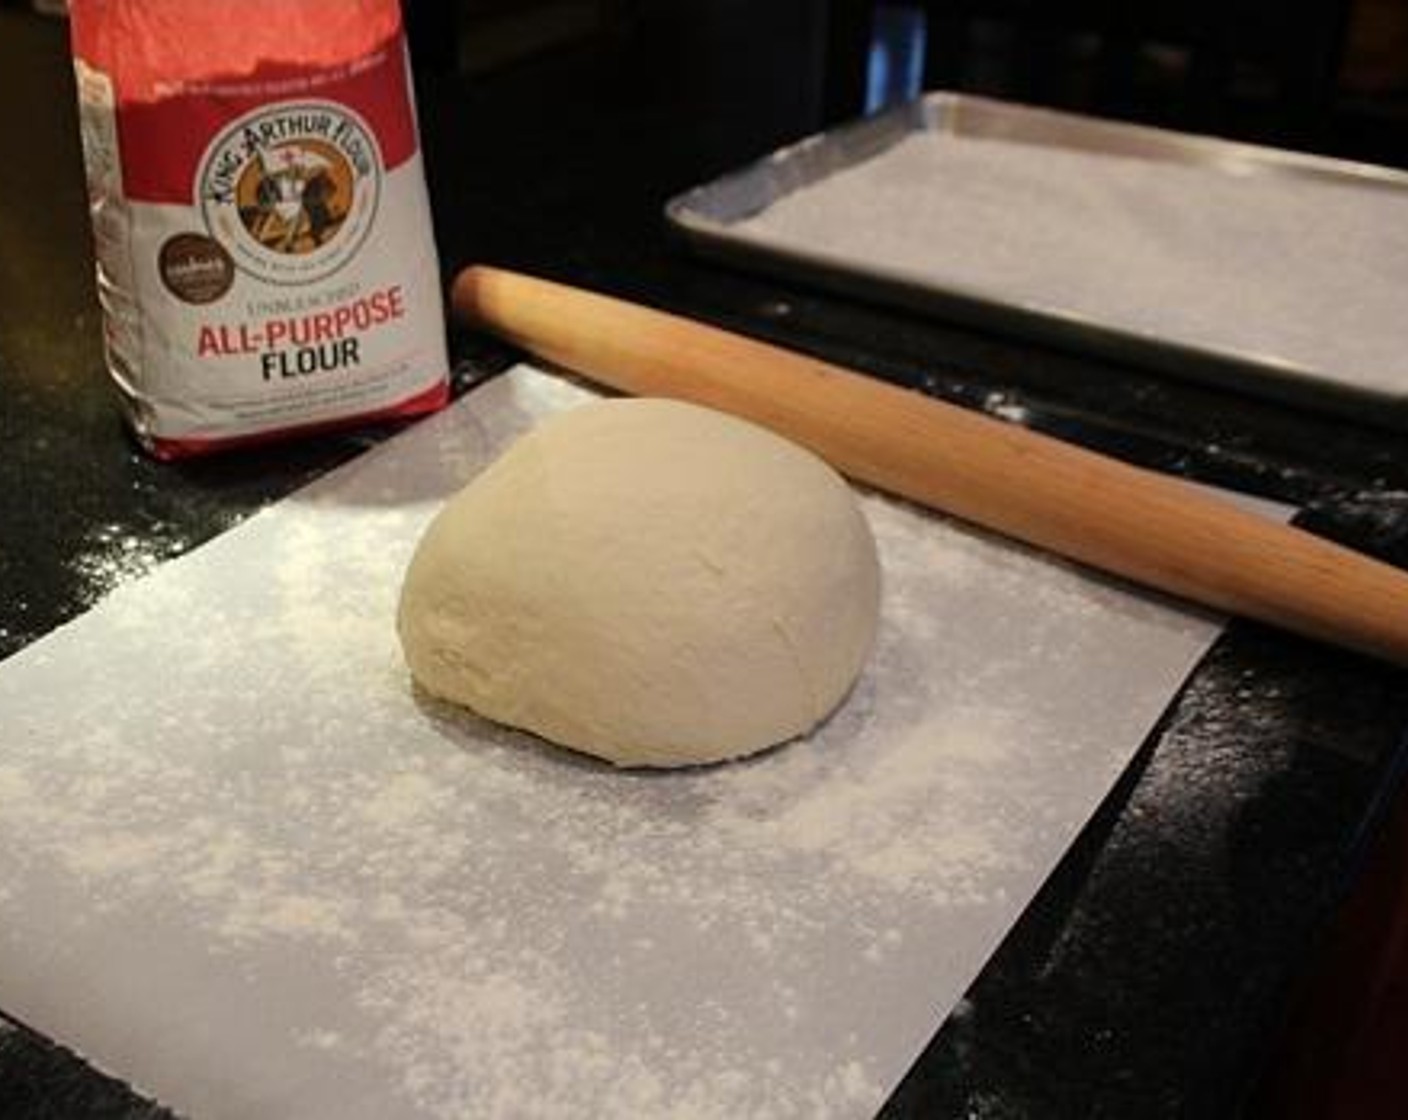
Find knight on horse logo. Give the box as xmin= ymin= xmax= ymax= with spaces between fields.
xmin=198 ymin=101 xmax=381 ymax=285
xmin=243 ymin=141 xmax=346 ymax=253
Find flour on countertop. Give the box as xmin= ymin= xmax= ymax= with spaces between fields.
xmin=0 ymin=367 xmax=1248 ymax=1120
xmin=739 ymin=132 xmax=1408 ymax=397
xmin=71 ymin=522 xmax=192 ymax=611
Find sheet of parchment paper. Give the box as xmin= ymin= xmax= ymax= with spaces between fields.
xmin=1 ymin=366 xmax=1258 ymax=1119
xmin=736 ymin=132 xmax=1408 ymax=399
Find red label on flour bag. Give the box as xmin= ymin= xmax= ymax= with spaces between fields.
xmin=68 ymin=0 xmax=449 ymax=457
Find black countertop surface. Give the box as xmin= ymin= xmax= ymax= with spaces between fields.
xmin=4 ymin=6 xmax=1408 ymax=1117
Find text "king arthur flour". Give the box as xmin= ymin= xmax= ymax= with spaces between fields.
xmin=68 ymin=0 xmax=449 ymax=457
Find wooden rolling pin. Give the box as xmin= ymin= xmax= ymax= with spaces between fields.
xmin=452 ymin=265 xmax=1408 ymax=667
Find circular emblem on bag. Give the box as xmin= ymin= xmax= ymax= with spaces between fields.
xmin=158 ymin=233 xmax=235 ymax=304
xmin=197 ymin=100 xmax=380 ymax=285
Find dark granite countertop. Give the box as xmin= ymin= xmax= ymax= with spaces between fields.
xmin=4 ymin=6 xmax=1408 ymax=1117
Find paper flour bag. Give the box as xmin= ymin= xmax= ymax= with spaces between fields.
xmin=68 ymin=0 xmax=449 ymax=456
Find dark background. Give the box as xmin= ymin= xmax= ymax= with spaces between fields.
xmin=404 ymin=0 xmax=1408 ymax=166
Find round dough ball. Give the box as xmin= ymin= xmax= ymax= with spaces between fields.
xmin=397 ymin=397 xmax=880 ymax=768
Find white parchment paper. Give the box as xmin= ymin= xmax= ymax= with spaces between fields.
xmin=2 ymin=366 xmax=1240 ymax=1119
xmin=738 ymin=132 xmax=1408 ymax=399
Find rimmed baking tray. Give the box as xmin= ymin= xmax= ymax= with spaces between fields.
xmin=666 ymin=92 xmax=1408 ymax=428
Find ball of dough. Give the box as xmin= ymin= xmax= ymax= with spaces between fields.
xmin=397 ymin=397 xmax=880 ymax=768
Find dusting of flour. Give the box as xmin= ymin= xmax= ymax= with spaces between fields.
xmin=740 ymin=132 xmax=1408 ymax=398
xmin=0 ymin=368 xmax=1235 ymax=1120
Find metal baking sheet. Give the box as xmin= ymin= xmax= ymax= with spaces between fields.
xmin=0 ymin=365 xmax=1287 ymax=1119
xmin=666 ymin=92 xmax=1408 ymax=427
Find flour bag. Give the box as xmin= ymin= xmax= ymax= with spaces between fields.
xmin=67 ymin=0 xmax=449 ymax=457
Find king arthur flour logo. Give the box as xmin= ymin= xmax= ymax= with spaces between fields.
xmin=198 ymin=100 xmax=380 ymax=285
